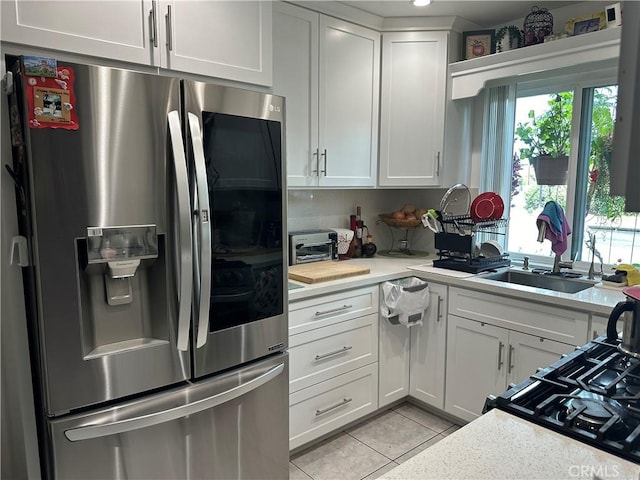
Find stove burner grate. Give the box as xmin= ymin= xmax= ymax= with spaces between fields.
xmin=559 ymin=395 xmax=630 ymax=441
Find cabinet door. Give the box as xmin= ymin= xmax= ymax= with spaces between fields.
xmin=273 ymin=3 xmax=319 ymax=187
xmin=160 ymin=0 xmax=272 ymax=86
xmin=378 ymin=309 xmax=410 ymax=407
xmin=506 ymin=331 xmax=571 ymax=386
xmin=378 ymin=31 xmax=447 ymax=187
xmin=318 ymin=16 xmax=379 ymax=187
xmin=409 ymin=283 xmax=447 ymax=409
xmin=0 ymin=0 xmax=158 ymax=66
xmin=445 ymin=315 xmax=507 ymax=423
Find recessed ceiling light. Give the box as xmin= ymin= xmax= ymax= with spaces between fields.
xmin=412 ymin=0 xmax=432 ymax=6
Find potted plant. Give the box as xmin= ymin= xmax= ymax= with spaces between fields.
xmin=514 ymin=93 xmax=572 ymax=185
xmin=496 ymin=25 xmax=523 ymax=52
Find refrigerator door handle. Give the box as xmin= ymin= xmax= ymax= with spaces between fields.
xmin=64 ymin=362 xmax=285 ymax=442
xmin=187 ymin=112 xmax=212 ymax=348
xmin=167 ymin=110 xmax=192 ymax=352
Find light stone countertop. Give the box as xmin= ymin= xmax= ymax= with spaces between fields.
xmin=287 ymin=257 xmax=627 ymax=316
xmin=379 ymin=409 xmax=640 ymax=480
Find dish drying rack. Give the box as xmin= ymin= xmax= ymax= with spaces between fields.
xmin=432 ymin=214 xmax=510 ymax=273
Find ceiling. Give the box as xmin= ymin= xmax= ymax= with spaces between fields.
xmin=339 ymin=1 xmax=579 ymax=27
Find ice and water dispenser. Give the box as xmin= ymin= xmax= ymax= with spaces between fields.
xmin=79 ymin=225 xmax=170 ymax=358
xmin=86 ymin=225 xmax=159 ymax=305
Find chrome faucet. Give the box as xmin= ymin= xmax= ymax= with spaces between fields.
xmin=585 ymin=233 xmax=603 ymax=280
xmin=552 ymin=254 xmax=573 ymax=273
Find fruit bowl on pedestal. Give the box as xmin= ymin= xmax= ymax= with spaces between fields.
xmin=378 ymin=213 xmax=422 ymax=229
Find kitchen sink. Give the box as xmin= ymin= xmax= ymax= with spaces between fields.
xmin=480 ymin=269 xmax=597 ymax=294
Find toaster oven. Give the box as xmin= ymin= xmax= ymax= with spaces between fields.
xmin=289 ymin=230 xmax=336 ymax=265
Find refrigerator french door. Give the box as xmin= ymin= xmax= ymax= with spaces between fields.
xmin=6 ymin=56 xmax=288 ymax=479
xmin=183 ymin=81 xmax=288 ymax=377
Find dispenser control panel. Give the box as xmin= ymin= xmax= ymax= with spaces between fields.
xmin=86 ymin=225 xmax=158 ymax=263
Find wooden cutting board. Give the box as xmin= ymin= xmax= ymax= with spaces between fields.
xmin=289 ymin=261 xmax=370 ymax=284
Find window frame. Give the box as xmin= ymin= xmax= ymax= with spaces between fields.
xmin=492 ymin=70 xmax=627 ymax=273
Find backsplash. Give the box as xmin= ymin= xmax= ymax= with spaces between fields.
xmin=287 ymin=189 xmax=460 ymax=255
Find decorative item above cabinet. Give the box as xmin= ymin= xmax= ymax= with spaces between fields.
xmin=449 ymin=27 xmax=621 ymax=100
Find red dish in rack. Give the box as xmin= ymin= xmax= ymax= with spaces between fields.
xmin=470 ymin=192 xmax=504 ymax=222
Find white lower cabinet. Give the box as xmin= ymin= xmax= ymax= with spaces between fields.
xmin=289 ymin=281 xmax=593 ymax=449
xmin=289 ymin=313 xmax=378 ymax=393
xmin=444 ymin=286 xmax=588 ymax=423
xmin=445 ymin=314 xmax=572 ymax=423
xmin=289 ymin=363 xmax=378 ymax=450
xmin=289 ymin=285 xmax=378 ymax=336
xmin=378 ymin=282 xmax=447 ymax=409
xmin=378 ymin=309 xmax=410 ymax=407
xmin=288 ymin=286 xmax=379 ymax=450
xmin=590 ymin=314 xmax=610 ymax=340
xmin=408 ymin=283 xmax=447 ymax=409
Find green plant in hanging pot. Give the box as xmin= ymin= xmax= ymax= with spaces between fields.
xmin=496 ymin=25 xmax=523 ymax=52
xmin=514 ymin=92 xmax=572 ymax=185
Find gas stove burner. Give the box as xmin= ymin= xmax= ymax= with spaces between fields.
xmin=567 ymin=397 xmax=615 ymax=429
xmin=557 ymin=393 xmax=632 ymax=441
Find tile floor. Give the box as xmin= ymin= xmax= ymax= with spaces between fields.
xmin=289 ymin=402 xmax=462 ymax=480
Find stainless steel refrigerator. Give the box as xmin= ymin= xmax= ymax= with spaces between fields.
xmin=5 ymin=56 xmax=288 ymax=479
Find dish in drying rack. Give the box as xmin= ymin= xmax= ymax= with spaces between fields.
xmin=470 ymin=192 xmax=504 ymax=222
xmin=480 ymin=240 xmax=504 ymax=258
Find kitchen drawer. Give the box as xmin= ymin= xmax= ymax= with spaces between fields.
xmin=289 ymin=286 xmax=379 ymax=335
xmin=449 ymin=287 xmax=589 ymax=345
xmin=289 ymin=363 xmax=378 ymax=450
xmin=289 ymin=313 xmax=378 ymax=393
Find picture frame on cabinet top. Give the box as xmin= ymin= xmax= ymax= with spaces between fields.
xmin=565 ymin=12 xmax=606 ymax=36
xmin=462 ymin=30 xmax=495 ymax=60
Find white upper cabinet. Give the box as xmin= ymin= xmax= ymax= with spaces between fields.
xmin=0 ymin=0 xmax=272 ymax=86
xmin=0 ymin=0 xmax=158 ymax=66
xmin=273 ymin=3 xmax=380 ymax=187
xmin=273 ymin=3 xmax=319 ymax=187
xmin=318 ymin=16 xmax=379 ymax=187
xmin=379 ymin=31 xmax=448 ymax=187
xmin=160 ymin=1 xmax=271 ymax=85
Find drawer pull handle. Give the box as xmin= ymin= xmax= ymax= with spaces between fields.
xmin=314 ymin=345 xmax=353 ymax=361
xmin=315 ymin=397 xmax=352 ymax=416
xmin=315 ymin=304 xmax=353 ymax=317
